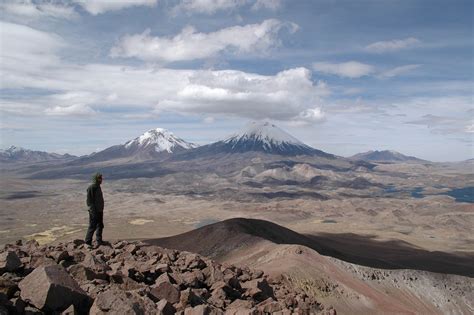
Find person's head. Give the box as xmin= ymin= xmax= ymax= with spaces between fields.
xmin=92 ymin=172 xmax=103 ymax=185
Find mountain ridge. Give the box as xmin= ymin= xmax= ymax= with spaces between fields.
xmin=0 ymin=146 xmax=76 ymax=163
xmin=350 ymin=150 xmax=427 ymax=163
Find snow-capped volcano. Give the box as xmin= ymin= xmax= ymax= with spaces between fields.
xmin=224 ymin=122 xmax=306 ymax=148
xmin=124 ymin=128 xmax=197 ymax=153
xmin=181 ymin=121 xmax=334 ymax=158
xmin=79 ymin=127 xmax=197 ymax=163
xmin=0 ymin=146 xmax=75 ymax=163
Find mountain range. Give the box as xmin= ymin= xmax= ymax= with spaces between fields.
xmin=0 ymin=146 xmax=76 ymax=164
xmin=2 ymin=122 xmax=431 ymax=169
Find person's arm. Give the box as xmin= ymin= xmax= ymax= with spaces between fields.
xmin=86 ymin=186 xmax=95 ymax=211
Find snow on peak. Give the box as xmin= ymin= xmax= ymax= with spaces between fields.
xmin=225 ymin=121 xmax=305 ymax=146
xmin=124 ymin=128 xmax=197 ymax=153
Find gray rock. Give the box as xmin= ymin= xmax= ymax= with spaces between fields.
xmin=18 ymin=264 xmax=91 ymax=313
xmin=0 ymin=251 xmax=22 ymax=273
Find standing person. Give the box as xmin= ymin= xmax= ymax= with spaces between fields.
xmin=85 ymin=172 xmax=104 ymax=246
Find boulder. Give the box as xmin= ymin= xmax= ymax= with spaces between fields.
xmin=241 ymin=278 xmax=274 ymax=301
xmin=67 ymin=264 xmax=97 ymax=282
xmin=0 ymin=251 xmax=22 ymax=273
xmin=180 ymin=288 xmax=204 ymax=308
xmin=155 ymin=263 xmax=171 ymax=274
xmin=184 ymin=304 xmax=223 ymax=315
xmin=89 ymin=288 xmax=156 ymax=315
xmin=157 ymin=299 xmax=176 ymax=315
xmin=18 ymin=264 xmax=91 ymax=313
xmin=149 ymin=280 xmax=180 ymax=304
xmin=48 ymin=250 xmax=70 ymax=263
xmin=185 ymin=254 xmax=207 ymax=270
xmin=256 ymin=298 xmax=282 ymax=313
xmin=227 ymin=299 xmax=254 ymax=309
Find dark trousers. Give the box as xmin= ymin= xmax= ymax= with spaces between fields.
xmin=85 ymin=210 xmax=104 ymax=244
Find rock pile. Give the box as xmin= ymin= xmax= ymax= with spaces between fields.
xmin=0 ymin=239 xmax=333 ymax=314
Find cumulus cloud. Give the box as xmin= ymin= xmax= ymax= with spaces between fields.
xmin=110 ymin=19 xmax=298 ymax=62
xmin=379 ymin=64 xmax=421 ymax=78
xmin=158 ymin=68 xmax=329 ymax=123
xmin=73 ymin=0 xmax=157 ymax=15
xmin=45 ymin=104 xmax=97 ymax=116
xmin=312 ymin=61 xmax=375 ymax=78
xmin=1 ymin=22 xmax=327 ymax=124
xmin=0 ymin=0 xmax=78 ymax=19
xmin=365 ymin=37 xmax=421 ymax=53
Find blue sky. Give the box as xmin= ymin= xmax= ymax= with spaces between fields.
xmin=0 ymin=0 xmax=472 ymax=161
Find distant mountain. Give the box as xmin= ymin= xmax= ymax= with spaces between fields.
xmin=0 ymin=146 xmax=76 ymax=163
xmin=350 ymin=150 xmax=426 ymax=163
xmin=79 ymin=128 xmax=197 ymax=163
xmin=178 ymin=121 xmax=335 ymax=158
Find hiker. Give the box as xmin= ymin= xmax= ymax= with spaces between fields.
xmin=85 ymin=172 xmax=104 ymax=246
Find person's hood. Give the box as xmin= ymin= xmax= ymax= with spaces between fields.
xmin=92 ymin=172 xmax=102 ymax=185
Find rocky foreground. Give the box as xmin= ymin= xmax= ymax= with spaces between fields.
xmin=0 ymin=239 xmax=335 ymax=315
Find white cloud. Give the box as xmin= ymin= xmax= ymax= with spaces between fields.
xmin=1 ymin=22 xmax=327 ymax=124
xmin=203 ymin=116 xmax=216 ymax=124
xmin=312 ymin=61 xmax=375 ymax=78
xmin=0 ymin=21 xmax=65 ymax=87
xmin=365 ymin=37 xmax=421 ymax=53
xmin=45 ymin=104 xmax=97 ymax=116
xmin=73 ymin=0 xmax=156 ymax=15
xmin=0 ymin=0 xmax=78 ymax=19
xmin=110 ymin=19 xmax=298 ymax=62
xmin=379 ymin=64 xmax=421 ymax=78
xmin=465 ymin=123 xmax=474 ymax=133
xmin=171 ymin=0 xmax=282 ymax=15
xmin=172 ymin=0 xmax=246 ymax=14
xmin=295 ymin=107 xmax=325 ymax=124
xmin=251 ymin=0 xmax=282 ymax=11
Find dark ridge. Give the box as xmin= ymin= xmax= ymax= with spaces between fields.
xmin=145 ymin=218 xmax=474 ymax=278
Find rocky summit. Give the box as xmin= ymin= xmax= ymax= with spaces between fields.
xmin=0 ymin=239 xmax=336 ymax=315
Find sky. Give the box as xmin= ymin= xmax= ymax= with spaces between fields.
xmin=0 ymin=0 xmax=472 ymax=161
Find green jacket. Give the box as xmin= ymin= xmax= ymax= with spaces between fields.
xmin=87 ymin=180 xmax=104 ymax=213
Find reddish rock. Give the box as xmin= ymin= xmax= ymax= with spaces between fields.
xmin=18 ymin=264 xmax=91 ymax=313
xmin=89 ymin=287 xmax=156 ymax=314
xmin=149 ymin=280 xmax=180 ymax=304
xmin=155 ymin=263 xmax=171 ymax=274
xmin=185 ymin=254 xmax=207 ymax=270
xmin=257 ymin=297 xmax=281 ymax=313
xmin=48 ymin=250 xmax=70 ymax=263
xmin=0 ymin=251 xmax=22 ymax=273
xmin=157 ymin=299 xmax=176 ymax=315
xmin=180 ymin=288 xmax=203 ymax=308
xmin=241 ymin=278 xmax=274 ymax=301
xmin=184 ymin=304 xmax=223 ymax=315
xmin=203 ymin=265 xmax=224 ymax=286
xmin=68 ymin=264 xmax=98 ymax=283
